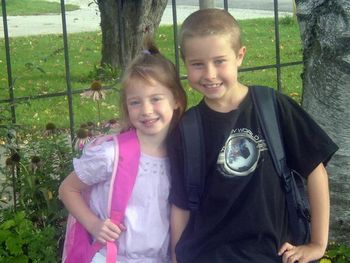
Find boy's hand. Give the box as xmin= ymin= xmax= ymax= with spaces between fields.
xmin=90 ymin=218 xmax=126 ymax=244
xmin=278 ymin=242 xmax=326 ymax=263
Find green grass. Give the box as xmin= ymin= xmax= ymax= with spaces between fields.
xmin=0 ymin=17 xmax=303 ymax=129
xmin=0 ymin=0 xmax=79 ymax=16
xmin=158 ymin=16 xmax=303 ymax=107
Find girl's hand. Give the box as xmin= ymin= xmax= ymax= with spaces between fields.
xmin=278 ymin=242 xmax=326 ymax=263
xmin=90 ymin=218 xmax=126 ymax=244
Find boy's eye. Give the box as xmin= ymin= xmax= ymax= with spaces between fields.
xmin=215 ymin=59 xmax=225 ymax=65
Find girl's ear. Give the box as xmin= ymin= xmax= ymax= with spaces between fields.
xmin=173 ymin=101 xmax=180 ymax=110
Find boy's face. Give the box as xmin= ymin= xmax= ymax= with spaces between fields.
xmin=183 ymin=35 xmax=245 ymax=104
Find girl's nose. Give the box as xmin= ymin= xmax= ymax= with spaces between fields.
xmin=141 ymin=101 xmax=153 ymax=115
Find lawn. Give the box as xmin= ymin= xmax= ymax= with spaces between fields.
xmin=0 ymin=16 xmax=303 ymax=130
xmin=1 ymin=4 xmax=350 ymax=261
xmin=0 ymin=0 xmax=79 ymax=16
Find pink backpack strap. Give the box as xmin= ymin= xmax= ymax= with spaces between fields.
xmin=64 ymin=130 xmax=140 ymax=263
xmin=88 ymin=129 xmax=140 ymax=262
xmin=107 ymin=129 xmax=140 ymax=262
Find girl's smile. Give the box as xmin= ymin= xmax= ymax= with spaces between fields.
xmin=126 ymin=78 xmax=178 ymax=140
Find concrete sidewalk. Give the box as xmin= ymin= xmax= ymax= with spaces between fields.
xmin=0 ymin=2 xmax=292 ymax=38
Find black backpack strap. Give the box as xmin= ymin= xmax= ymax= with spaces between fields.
xmin=179 ymin=106 xmax=205 ymax=210
xmin=250 ymin=86 xmax=287 ymax=181
xmin=250 ymin=86 xmax=310 ymax=245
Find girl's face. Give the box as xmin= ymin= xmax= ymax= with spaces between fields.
xmin=125 ymin=78 xmax=178 ymax=139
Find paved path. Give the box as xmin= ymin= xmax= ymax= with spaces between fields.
xmin=1 ymin=0 xmax=292 ymax=38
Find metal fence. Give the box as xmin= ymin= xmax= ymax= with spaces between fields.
xmin=1 ymin=0 xmax=302 ymax=140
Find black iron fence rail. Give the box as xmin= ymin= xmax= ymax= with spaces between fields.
xmin=1 ymin=0 xmax=302 ymax=139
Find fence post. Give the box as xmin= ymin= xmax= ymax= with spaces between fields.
xmin=117 ymin=0 xmax=126 ymax=69
xmin=273 ymin=0 xmax=282 ymax=91
xmin=60 ymin=0 xmax=75 ymax=141
xmin=171 ymin=0 xmax=180 ymax=74
xmin=1 ymin=0 xmax=16 ymax=124
xmin=199 ymin=0 xmax=215 ymax=9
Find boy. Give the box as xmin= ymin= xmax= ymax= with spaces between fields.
xmin=168 ymin=8 xmax=338 ymax=263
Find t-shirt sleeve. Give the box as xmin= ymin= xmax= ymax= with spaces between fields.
xmin=276 ymin=92 xmax=339 ymax=178
xmin=168 ymin=126 xmax=190 ymax=210
xmin=73 ymin=140 xmax=115 ymax=185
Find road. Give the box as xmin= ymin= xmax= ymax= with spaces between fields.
xmin=171 ymin=0 xmax=294 ymax=12
xmin=1 ymin=0 xmax=292 ymax=37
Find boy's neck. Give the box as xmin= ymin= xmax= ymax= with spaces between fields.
xmin=204 ymin=83 xmax=248 ymax=113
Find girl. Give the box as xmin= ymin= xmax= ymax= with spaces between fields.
xmin=59 ymin=37 xmax=187 ymax=263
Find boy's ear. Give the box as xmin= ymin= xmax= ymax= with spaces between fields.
xmin=237 ymin=46 xmax=246 ymax=67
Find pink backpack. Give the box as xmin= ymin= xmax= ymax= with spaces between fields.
xmin=62 ymin=130 xmax=140 ymax=263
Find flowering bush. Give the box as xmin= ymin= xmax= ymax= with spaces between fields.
xmin=0 ymin=124 xmax=75 ymax=261
xmin=0 ymin=116 xmax=122 ymax=261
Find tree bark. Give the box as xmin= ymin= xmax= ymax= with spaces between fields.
xmin=295 ymin=0 xmax=350 ymax=245
xmin=97 ymin=0 xmax=168 ymax=68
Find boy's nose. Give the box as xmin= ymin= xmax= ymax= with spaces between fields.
xmin=204 ymin=64 xmax=217 ymax=80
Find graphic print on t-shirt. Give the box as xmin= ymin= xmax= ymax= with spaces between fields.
xmin=217 ymin=128 xmax=267 ymax=177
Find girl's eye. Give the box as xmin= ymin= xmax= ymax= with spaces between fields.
xmin=151 ymin=96 xmax=162 ymax=103
xmin=129 ymin=100 xmax=140 ymax=106
xmin=191 ymin=63 xmax=203 ymax=68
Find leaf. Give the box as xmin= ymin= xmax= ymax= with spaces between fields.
xmin=1 ymin=219 xmax=16 ymax=230
xmin=12 ymin=255 xmax=28 ymax=263
xmin=24 ymin=63 xmax=34 ymax=70
xmin=35 ymin=67 xmax=46 ymax=74
xmin=5 ymin=236 xmax=23 ymax=256
xmin=0 ymin=229 xmax=11 ymax=242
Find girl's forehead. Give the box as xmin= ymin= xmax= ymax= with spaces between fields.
xmin=128 ymin=74 xmax=158 ymax=87
xmin=126 ymin=77 xmax=170 ymax=95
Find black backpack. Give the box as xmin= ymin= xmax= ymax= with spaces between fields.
xmin=179 ymin=86 xmax=311 ymax=245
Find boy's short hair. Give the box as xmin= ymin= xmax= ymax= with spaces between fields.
xmin=179 ymin=8 xmax=242 ymax=59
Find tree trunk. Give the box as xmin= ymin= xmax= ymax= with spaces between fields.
xmin=97 ymin=0 xmax=168 ymax=69
xmin=295 ymin=0 xmax=350 ymax=245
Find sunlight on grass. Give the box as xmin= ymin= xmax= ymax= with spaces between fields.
xmin=0 ymin=0 xmax=79 ymax=16
xmin=0 ymin=17 xmax=303 ymax=128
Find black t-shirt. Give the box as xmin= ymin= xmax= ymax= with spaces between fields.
xmin=168 ymin=87 xmax=338 ymax=263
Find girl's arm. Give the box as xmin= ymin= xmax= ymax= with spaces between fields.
xmin=279 ymin=163 xmax=330 ymax=263
xmin=59 ymin=171 xmax=122 ymax=243
xmin=171 ymin=204 xmax=190 ymax=263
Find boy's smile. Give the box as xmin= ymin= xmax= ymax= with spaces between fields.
xmin=184 ymin=35 xmax=246 ymax=111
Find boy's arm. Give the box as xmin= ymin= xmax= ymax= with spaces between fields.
xmin=171 ymin=204 xmax=190 ymax=263
xmin=279 ymin=163 xmax=330 ymax=263
xmin=307 ymin=162 xmax=330 ymax=251
xmin=59 ymin=172 xmax=122 ymax=243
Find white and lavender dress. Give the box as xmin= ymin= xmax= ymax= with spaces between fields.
xmin=73 ymin=140 xmax=171 ymax=263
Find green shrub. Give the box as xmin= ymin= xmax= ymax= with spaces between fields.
xmin=321 ymin=242 xmax=350 ymax=263
xmin=0 ymin=124 xmax=75 ymax=261
xmin=0 ymin=211 xmax=58 ymax=262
